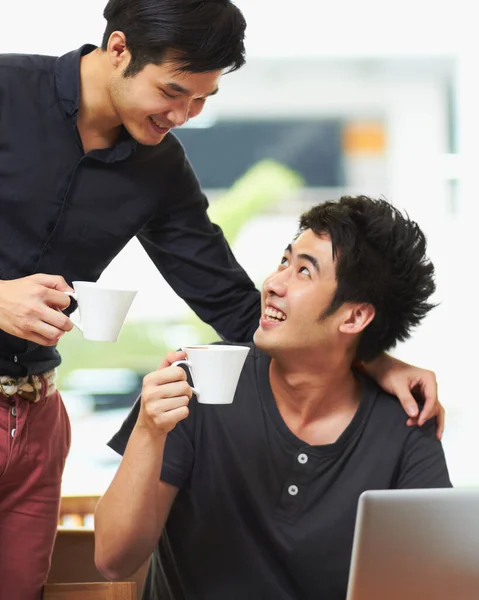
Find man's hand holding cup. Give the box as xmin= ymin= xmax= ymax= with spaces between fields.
xmin=137 ymin=351 xmax=193 ymax=438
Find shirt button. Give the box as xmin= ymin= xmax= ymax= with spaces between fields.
xmin=298 ymin=453 xmax=308 ymax=465
xmin=11 ymin=428 xmax=16 ymax=438
xmin=13 ymin=355 xmax=18 ymax=363
xmin=288 ymin=485 xmax=299 ymax=496
xmin=11 ymin=407 xmax=17 ymax=417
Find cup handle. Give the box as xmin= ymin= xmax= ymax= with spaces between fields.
xmin=171 ymin=359 xmax=200 ymax=397
xmin=63 ymin=291 xmax=83 ymax=332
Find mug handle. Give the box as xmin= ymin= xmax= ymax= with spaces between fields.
xmin=63 ymin=291 xmax=83 ymax=332
xmin=171 ymin=359 xmax=200 ymax=397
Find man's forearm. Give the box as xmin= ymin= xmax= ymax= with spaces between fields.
xmin=94 ymin=426 xmax=168 ymax=580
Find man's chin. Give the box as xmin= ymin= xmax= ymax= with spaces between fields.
xmin=253 ymin=326 xmax=263 ymax=346
xmin=253 ymin=328 xmax=273 ymax=353
xmin=124 ymin=123 xmax=169 ymax=146
xmin=136 ymin=132 xmax=168 ymax=146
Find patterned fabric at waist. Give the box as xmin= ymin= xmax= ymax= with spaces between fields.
xmin=0 ymin=369 xmax=57 ymax=403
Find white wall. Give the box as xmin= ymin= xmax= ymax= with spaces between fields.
xmin=0 ymin=0 xmax=473 ymax=57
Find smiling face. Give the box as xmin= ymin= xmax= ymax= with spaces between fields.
xmin=253 ymin=228 xmax=377 ymax=362
xmin=254 ymin=229 xmax=341 ymax=357
xmin=107 ymin=35 xmax=221 ymax=145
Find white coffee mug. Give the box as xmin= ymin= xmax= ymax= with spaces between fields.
xmin=65 ymin=281 xmax=138 ymax=342
xmin=172 ymin=344 xmax=250 ymax=404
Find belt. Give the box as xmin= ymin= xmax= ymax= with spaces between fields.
xmin=0 ymin=369 xmax=57 ymax=403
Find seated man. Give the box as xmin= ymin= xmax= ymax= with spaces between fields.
xmin=96 ymin=195 xmax=451 ymax=600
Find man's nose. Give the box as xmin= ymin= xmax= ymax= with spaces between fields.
xmin=168 ymin=100 xmax=191 ymax=127
xmin=264 ymin=269 xmax=289 ymax=296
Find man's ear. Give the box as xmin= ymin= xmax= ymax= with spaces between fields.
xmin=107 ymin=31 xmax=129 ymax=68
xmin=339 ymin=303 xmax=375 ymax=335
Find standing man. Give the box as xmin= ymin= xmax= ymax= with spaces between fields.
xmin=0 ymin=2 xmax=443 ymax=599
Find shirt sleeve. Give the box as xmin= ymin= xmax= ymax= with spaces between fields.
xmin=137 ymin=142 xmax=261 ymax=344
xmin=107 ymin=392 xmax=198 ymax=489
xmin=107 ymin=396 xmax=140 ymax=456
xmin=395 ymin=418 xmax=452 ymax=489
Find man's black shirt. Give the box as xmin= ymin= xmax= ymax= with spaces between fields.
xmin=0 ymin=46 xmax=260 ymax=375
xmin=109 ymin=344 xmax=452 ymax=600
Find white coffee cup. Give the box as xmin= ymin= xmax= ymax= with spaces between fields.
xmin=172 ymin=344 xmax=250 ymax=404
xmin=65 ymin=281 xmax=138 ymax=342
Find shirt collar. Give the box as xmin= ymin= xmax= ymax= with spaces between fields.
xmin=55 ymin=44 xmax=96 ymax=118
xmin=55 ymin=45 xmax=138 ymax=162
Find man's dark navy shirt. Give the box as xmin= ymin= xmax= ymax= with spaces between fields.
xmin=0 ymin=45 xmax=260 ymax=376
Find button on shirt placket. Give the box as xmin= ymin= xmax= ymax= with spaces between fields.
xmin=298 ymin=453 xmax=308 ymax=465
xmin=11 ymin=404 xmax=17 ymax=439
xmin=276 ymin=450 xmax=312 ymax=520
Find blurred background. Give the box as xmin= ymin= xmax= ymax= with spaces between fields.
xmin=1 ymin=0 xmax=477 ymax=493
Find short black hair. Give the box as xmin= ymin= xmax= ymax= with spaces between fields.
xmin=102 ymin=0 xmax=246 ymax=77
xmin=298 ymin=195 xmax=436 ymax=362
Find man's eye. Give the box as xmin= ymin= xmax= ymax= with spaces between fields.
xmin=280 ymin=257 xmax=289 ymax=267
xmin=161 ymin=89 xmax=178 ymax=99
xmin=299 ymin=266 xmax=311 ymax=276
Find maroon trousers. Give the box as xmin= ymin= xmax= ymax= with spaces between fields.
xmin=0 ymin=385 xmax=70 ymax=600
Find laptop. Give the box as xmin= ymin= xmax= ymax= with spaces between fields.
xmin=346 ymin=488 xmax=479 ymax=600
